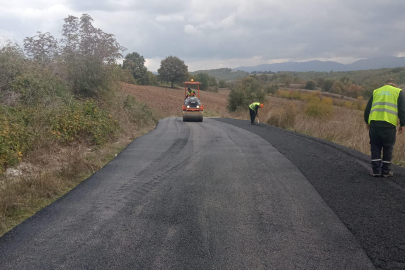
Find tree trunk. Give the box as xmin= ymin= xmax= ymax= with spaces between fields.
xmin=171 ymin=81 xmax=174 ymax=88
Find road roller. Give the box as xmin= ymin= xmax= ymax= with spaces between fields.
xmin=182 ymin=80 xmax=204 ymax=122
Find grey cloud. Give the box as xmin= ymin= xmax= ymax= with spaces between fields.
xmin=1 ymin=0 xmax=405 ymax=70
xmin=66 ymin=0 xmax=189 ymax=13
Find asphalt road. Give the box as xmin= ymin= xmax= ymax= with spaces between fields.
xmin=0 ymin=117 xmax=402 ymax=269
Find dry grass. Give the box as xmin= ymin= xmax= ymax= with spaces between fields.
xmin=0 ymin=86 xmax=158 ymax=236
xmin=264 ymin=98 xmax=405 ymax=166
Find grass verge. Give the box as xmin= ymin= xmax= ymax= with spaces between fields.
xmin=0 ymin=93 xmax=158 ymax=236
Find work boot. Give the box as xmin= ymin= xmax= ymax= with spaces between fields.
xmin=382 ymin=161 xmax=393 ymax=178
xmin=370 ymin=160 xmax=382 ymax=177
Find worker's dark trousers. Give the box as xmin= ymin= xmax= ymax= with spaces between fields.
xmin=369 ymin=126 xmax=396 ymax=174
xmin=249 ymin=109 xmax=256 ymax=124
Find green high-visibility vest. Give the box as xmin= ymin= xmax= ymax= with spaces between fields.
xmin=249 ymin=102 xmax=260 ymax=110
xmin=369 ymin=85 xmax=402 ymax=126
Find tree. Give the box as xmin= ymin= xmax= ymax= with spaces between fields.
xmin=305 ymin=80 xmax=316 ymax=90
xmin=194 ymin=73 xmax=210 ymax=90
xmin=123 ymin=52 xmax=148 ymax=85
xmin=157 ymin=56 xmax=188 ymax=88
xmin=209 ymin=76 xmax=217 ymax=87
xmin=219 ymin=80 xmax=227 ymax=88
xmin=227 ymin=77 xmax=266 ymax=112
xmin=24 ymin=32 xmax=58 ymax=63
xmin=285 ymin=77 xmax=292 ymax=87
xmin=322 ymin=79 xmax=334 ymax=92
xmin=59 ymin=14 xmax=126 ymax=96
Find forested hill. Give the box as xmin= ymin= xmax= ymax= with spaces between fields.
xmin=190 ymin=68 xmax=249 ymax=81
xmin=235 ymin=56 xmax=405 ymax=73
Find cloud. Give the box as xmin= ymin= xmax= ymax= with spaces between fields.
xmin=184 ymin=24 xmax=203 ymax=35
xmin=155 ymin=14 xmax=184 ymax=22
xmin=1 ymin=0 xmax=405 ymax=71
xmin=218 ymin=13 xmax=236 ymax=29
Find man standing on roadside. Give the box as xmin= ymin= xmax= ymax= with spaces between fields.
xmin=364 ymin=79 xmax=405 ymax=177
xmin=249 ymin=102 xmax=263 ymax=124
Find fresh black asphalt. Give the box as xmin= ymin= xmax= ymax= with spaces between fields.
xmin=0 ymin=117 xmax=402 ymax=269
xmin=216 ymin=118 xmax=405 ymax=270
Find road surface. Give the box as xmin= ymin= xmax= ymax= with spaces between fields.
xmin=0 ymin=117 xmax=404 ymax=269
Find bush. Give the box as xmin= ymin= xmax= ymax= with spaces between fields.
xmin=0 ymin=107 xmax=31 ymax=173
xmin=227 ymin=77 xmax=266 ymax=112
xmin=123 ymin=95 xmax=159 ymax=127
xmin=218 ymin=80 xmax=227 ymax=88
xmin=50 ymin=100 xmax=120 ymax=145
xmin=267 ymin=102 xmax=298 ymax=129
xmin=10 ymin=67 xmax=69 ymax=106
xmin=227 ymin=89 xmax=245 ymax=112
xmin=304 ymin=100 xmax=333 ymax=119
xmin=265 ymin=84 xmax=278 ymax=94
xmin=305 ymin=80 xmax=316 ymax=90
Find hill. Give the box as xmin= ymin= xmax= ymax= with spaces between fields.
xmin=190 ymin=68 xmax=249 ymax=81
xmin=235 ymin=56 xmax=405 ymax=73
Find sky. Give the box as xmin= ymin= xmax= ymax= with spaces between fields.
xmin=1 ymin=0 xmax=405 ymax=71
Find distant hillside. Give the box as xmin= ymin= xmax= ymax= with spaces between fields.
xmin=190 ymin=68 xmax=249 ymax=81
xmin=235 ymin=56 xmax=405 ymax=73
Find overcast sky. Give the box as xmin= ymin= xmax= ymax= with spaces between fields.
xmin=1 ymin=0 xmax=405 ymax=71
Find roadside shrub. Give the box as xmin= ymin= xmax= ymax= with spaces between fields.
xmin=50 ymin=100 xmax=120 ymax=145
xmin=304 ymin=100 xmax=333 ymax=119
xmin=267 ymin=102 xmax=298 ymax=129
xmin=227 ymin=77 xmax=265 ymax=112
xmin=123 ymin=95 xmax=159 ymax=128
xmin=0 ymin=107 xmax=31 ymax=173
xmin=227 ymin=89 xmax=245 ymax=112
xmin=10 ymin=67 xmax=68 ymax=106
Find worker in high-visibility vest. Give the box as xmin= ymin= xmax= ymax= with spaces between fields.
xmin=364 ymin=79 xmax=405 ymax=177
xmin=249 ymin=102 xmax=263 ymax=124
xmin=186 ymin=88 xmax=196 ymax=98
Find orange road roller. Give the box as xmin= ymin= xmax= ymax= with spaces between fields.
xmin=182 ymin=80 xmax=204 ymax=122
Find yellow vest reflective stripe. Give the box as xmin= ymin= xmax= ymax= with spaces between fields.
xmin=249 ymin=102 xmax=260 ymax=110
xmin=369 ymin=85 xmax=402 ymax=126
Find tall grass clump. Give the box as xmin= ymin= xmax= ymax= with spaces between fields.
xmin=267 ymin=102 xmax=299 ymax=129
xmin=304 ymin=98 xmax=334 ymax=120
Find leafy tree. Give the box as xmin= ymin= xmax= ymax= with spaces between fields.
xmin=194 ymin=73 xmax=209 ymax=90
xmin=0 ymin=42 xmax=24 ymax=90
xmin=209 ymin=76 xmax=217 ymax=87
xmin=59 ymin=14 xmax=126 ymax=96
xmin=123 ymin=52 xmax=148 ymax=85
xmin=219 ymin=80 xmax=227 ymax=88
xmin=157 ymin=56 xmax=188 ymax=88
xmin=285 ymin=77 xmax=292 ymax=87
xmin=227 ymin=77 xmax=266 ymax=112
xmin=305 ymin=80 xmax=316 ymax=90
xmin=322 ymin=79 xmax=334 ymax=92
xmin=315 ymin=78 xmax=325 ymax=87
xmin=265 ymin=84 xmax=278 ymax=94
xmin=146 ymin=71 xmax=159 ymax=86
xmin=24 ymin=32 xmax=58 ymax=63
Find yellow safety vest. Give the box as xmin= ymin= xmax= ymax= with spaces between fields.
xmin=249 ymin=102 xmax=260 ymax=110
xmin=369 ymin=85 xmax=402 ymax=126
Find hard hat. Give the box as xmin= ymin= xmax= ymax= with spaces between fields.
xmin=260 ymin=103 xmax=264 ymax=108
